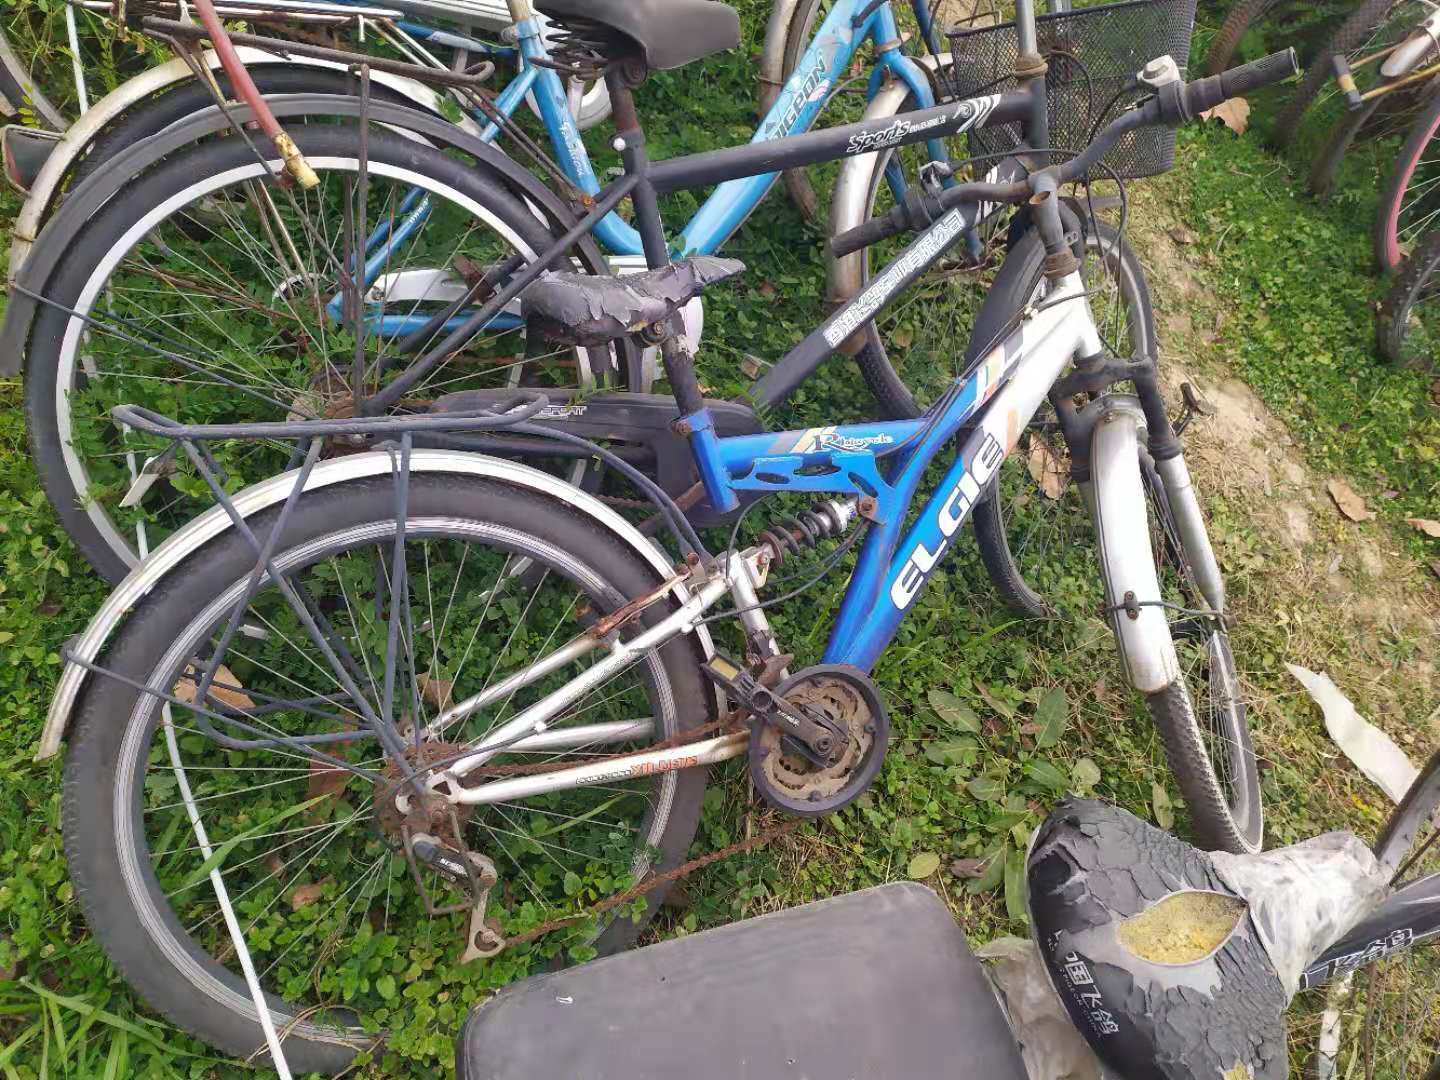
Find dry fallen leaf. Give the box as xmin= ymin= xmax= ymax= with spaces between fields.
xmin=1027 ymin=438 xmax=1068 ymax=499
xmin=1199 ymin=96 xmax=1251 ymax=135
xmin=1327 ymin=477 xmax=1373 ymax=522
xmin=418 ymin=672 xmax=454 ymax=710
xmin=290 ymin=879 xmax=331 ymax=911
xmin=308 ymin=756 xmax=352 ymax=806
xmin=1406 ymin=518 xmax=1440 ymax=538
xmin=1168 ymin=226 xmax=1196 ymax=245
xmin=174 ymin=663 xmax=255 ymax=710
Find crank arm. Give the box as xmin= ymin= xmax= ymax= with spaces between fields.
xmin=703 ymin=655 xmax=845 ymax=765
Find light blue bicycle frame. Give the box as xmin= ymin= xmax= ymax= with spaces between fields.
xmin=335 ymin=0 xmax=949 ymax=339
xmin=487 ymin=0 xmax=943 ymax=257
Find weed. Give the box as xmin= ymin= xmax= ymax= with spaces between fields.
xmin=0 ymin=1 xmax=1435 ymax=1076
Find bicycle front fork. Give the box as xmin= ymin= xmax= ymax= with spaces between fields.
xmin=1087 ymin=387 xmax=1225 ymax=695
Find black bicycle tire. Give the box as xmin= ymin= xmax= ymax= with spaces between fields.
xmin=1271 ymin=0 xmax=1400 ymax=149
xmin=63 ymin=473 xmax=712 ymax=1073
xmin=1375 ymin=83 xmax=1440 ymax=271
xmin=1146 ymin=675 xmax=1263 ymax=853
xmin=1137 ymin=455 xmax=1263 ymax=853
xmin=967 ymin=223 xmax=1155 ymax=619
xmin=1204 ymin=0 xmax=1283 ymax=76
xmin=1308 ymin=98 xmax=1380 ymax=199
xmin=24 ymin=125 xmax=599 ymax=584
xmin=1377 ymin=226 xmax=1440 ymax=368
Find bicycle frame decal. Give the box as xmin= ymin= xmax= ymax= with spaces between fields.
xmin=1300 ymin=871 xmax=1440 ymax=988
xmin=844 ymin=94 xmax=1001 ymax=155
xmin=823 ymin=208 xmax=968 ymax=347
xmin=889 ymin=430 xmax=1004 ymax=610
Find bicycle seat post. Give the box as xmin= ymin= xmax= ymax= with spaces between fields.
xmin=605 ymin=63 xmax=738 ymax=513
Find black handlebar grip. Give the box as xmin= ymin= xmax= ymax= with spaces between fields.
xmin=830 ymin=208 xmax=903 ymax=258
xmin=1218 ymin=47 xmax=1300 ymax=99
xmin=1177 ymin=48 xmax=1299 ymax=119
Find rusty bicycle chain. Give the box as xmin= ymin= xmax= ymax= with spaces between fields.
xmin=454 ymin=709 xmax=802 ymax=947
xmin=505 ymin=817 xmax=804 ymax=948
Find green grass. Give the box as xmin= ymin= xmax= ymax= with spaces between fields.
xmin=0 ymin=0 xmax=1438 ymax=1075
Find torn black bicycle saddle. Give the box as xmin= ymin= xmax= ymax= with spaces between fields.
xmin=521 ymin=256 xmax=746 ymax=346
xmin=1027 ymin=798 xmax=1288 ymax=1079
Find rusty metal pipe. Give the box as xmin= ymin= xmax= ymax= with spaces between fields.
xmin=188 ymin=0 xmax=318 ymax=187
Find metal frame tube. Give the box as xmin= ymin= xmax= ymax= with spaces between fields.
xmin=439 ymin=574 xmax=732 ymax=779
xmin=450 ymin=731 xmax=749 ymax=805
xmin=430 ymin=632 xmax=599 ymax=734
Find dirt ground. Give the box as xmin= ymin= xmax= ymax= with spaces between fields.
xmin=1128 ymin=181 xmax=1439 ymax=758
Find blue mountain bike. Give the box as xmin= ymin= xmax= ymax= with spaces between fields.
xmin=43 ymin=0 xmax=1299 ymax=1061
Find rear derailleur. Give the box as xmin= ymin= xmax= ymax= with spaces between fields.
xmin=382 ymin=760 xmax=506 ymax=962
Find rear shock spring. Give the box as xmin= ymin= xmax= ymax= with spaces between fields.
xmin=757 ymin=499 xmax=858 ymax=568
xmin=538 ymin=17 xmax=621 ymax=79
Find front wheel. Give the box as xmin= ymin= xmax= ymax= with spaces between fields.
xmin=967 ymin=222 xmax=1156 ymax=619
xmin=1375 ymin=84 xmax=1440 ymax=271
xmin=63 ymin=473 xmax=712 ymax=1072
xmin=1377 ymin=226 xmax=1440 ymax=369
xmin=1093 ymin=414 xmax=1263 ymax=854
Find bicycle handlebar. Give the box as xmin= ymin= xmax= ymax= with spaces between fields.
xmin=830 ymin=49 xmax=1299 ymax=259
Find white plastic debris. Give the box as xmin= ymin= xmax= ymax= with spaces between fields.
xmin=1288 ymin=664 xmax=1419 ymax=804
xmin=1211 ymin=831 xmax=1387 ymax=997
xmin=976 ymin=936 xmax=1111 ymax=1080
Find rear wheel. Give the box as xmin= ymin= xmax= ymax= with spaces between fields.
xmin=64 ymin=474 xmax=711 ymax=1073
xmin=23 ymin=122 xmax=616 ymax=583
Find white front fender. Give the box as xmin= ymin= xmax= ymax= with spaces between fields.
xmin=38 ymin=451 xmax=714 ymax=760
xmin=9 ymin=49 xmax=480 ymax=280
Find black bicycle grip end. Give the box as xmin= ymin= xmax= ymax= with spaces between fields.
xmin=830 ymin=207 xmax=903 ymax=258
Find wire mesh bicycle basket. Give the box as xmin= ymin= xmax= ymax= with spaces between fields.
xmin=946 ymin=0 xmax=1199 ymax=180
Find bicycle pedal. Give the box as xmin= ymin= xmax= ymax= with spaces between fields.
xmin=1175 ymin=382 xmax=1216 ymax=435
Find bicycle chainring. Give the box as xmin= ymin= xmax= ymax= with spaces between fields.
xmin=748 ymin=665 xmax=890 ymax=818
